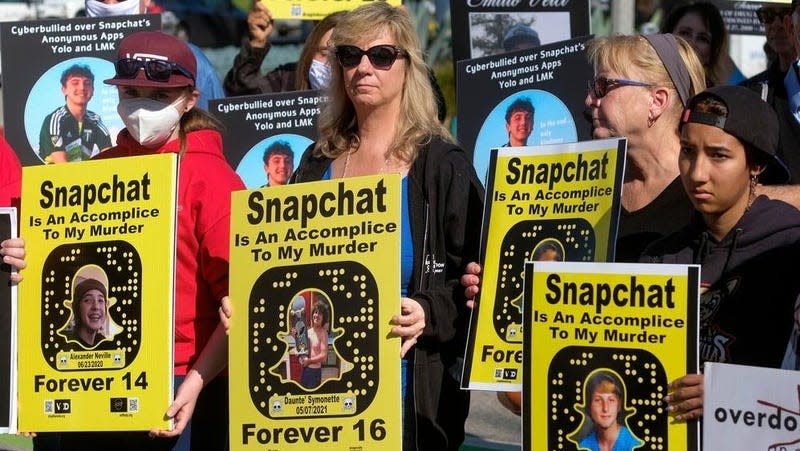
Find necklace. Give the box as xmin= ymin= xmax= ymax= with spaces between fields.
xmin=342 ymin=149 xmax=389 ymax=178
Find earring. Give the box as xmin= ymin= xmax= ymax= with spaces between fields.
xmin=747 ymin=174 xmax=758 ymax=211
xmin=647 ymin=114 xmax=655 ymax=128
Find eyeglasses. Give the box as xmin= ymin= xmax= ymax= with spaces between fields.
xmin=114 ymin=58 xmax=195 ymax=83
xmin=587 ymin=76 xmax=655 ymax=99
xmin=756 ymin=7 xmax=791 ymax=25
xmin=335 ymin=45 xmax=407 ymax=69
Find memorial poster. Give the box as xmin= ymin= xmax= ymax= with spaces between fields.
xmin=0 ymin=14 xmax=160 ymax=166
xmin=210 ymin=91 xmax=324 ymax=189
xmin=462 ymin=138 xmax=626 ymax=390
xmin=228 ymin=175 xmax=402 ymax=450
xmin=523 ymin=261 xmax=700 ymax=451
xmin=456 ymin=35 xmax=594 ymax=183
xmin=18 ymin=153 xmax=178 ymax=431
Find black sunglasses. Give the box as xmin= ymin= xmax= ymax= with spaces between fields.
xmin=115 ymin=58 xmax=195 ymax=83
xmin=587 ymin=76 xmax=655 ymax=99
xmin=335 ymin=45 xmax=407 ymax=69
xmin=756 ymin=7 xmax=792 ymax=24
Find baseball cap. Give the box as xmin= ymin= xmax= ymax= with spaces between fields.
xmin=104 ymin=31 xmax=196 ymax=88
xmin=680 ymin=85 xmax=789 ymax=184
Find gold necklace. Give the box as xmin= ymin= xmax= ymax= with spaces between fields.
xmin=342 ymin=149 xmax=389 ymax=178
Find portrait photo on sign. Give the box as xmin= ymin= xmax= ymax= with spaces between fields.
xmin=235 ymin=134 xmax=311 ymax=188
xmin=468 ymin=12 xmax=571 ymax=58
xmin=247 ymin=262 xmax=382 ymax=418
xmin=474 ymin=89 xmax=577 ymax=184
xmin=568 ymin=369 xmax=644 ymax=451
xmin=23 ymin=57 xmax=121 ymax=164
xmin=41 ymin=241 xmax=142 ymax=371
xmin=273 ymin=291 xmax=347 ymax=390
xmin=542 ymin=346 xmax=668 ymax=450
xmin=58 ymin=265 xmax=122 ymax=350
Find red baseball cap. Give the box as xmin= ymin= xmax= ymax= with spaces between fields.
xmin=104 ymin=31 xmax=196 ymax=88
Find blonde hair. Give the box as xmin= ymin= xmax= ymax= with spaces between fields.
xmin=587 ymin=35 xmax=706 ymax=120
xmin=315 ymin=2 xmax=451 ymax=163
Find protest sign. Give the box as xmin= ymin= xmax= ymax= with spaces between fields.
xmin=704 ymin=362 xmax=800 ymax=450
xmin=523 ymin=261 xmax=700 ymax=451
xmin=0 ymin=15 xmax=160 ymax=165
xmin=18 ymin=154 xmax=178 ymax=431
xmin=462 ymin=138 xmax=626 ymax=390
xmin=210 ymin=90 xmax=324 ymax=189
xmin=456 ymin=35 xmax=594 ymax=183
xmin=228 ymin=175 xmax=402 ymax=450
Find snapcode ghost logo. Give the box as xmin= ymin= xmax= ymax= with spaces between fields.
xmin=494 ymin=219 xmax=594 ymax=343
xmin=248 ymin=262 xmax=379 ymax=419
xmin=548 ymin=346 xmax=665 ymax=449
xmin=41 ymin=241 xmax=142 ymax=371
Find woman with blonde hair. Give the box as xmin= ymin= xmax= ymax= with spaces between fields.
xmin=291 ymin=2 xmax=484 ymax=449
xmin=586 ymin=33 xmax=706 ymax=262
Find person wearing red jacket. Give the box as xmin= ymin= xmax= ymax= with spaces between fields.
xmin=33 ymin=31 xmax=243 ymax=451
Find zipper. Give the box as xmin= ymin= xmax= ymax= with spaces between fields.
xmin=411 ymin=200 xmax=430 ymax=451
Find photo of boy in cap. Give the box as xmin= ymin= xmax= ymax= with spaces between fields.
xmin=641 ymin=85 xmax=800 ymax=422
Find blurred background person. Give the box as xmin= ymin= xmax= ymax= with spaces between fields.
xmin=743 ymin=4 xmax=796 ymax=98
xmin=661 ymin=1 xmax=745 ymax=86
xmin=224 ymin=2 xmax=345 ymax=94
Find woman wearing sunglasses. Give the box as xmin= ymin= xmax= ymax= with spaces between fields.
xmin=642 ymin=85 xmax=800 ymax=422
xmin=290 ymin=3 xmax=484 ymax=449
xmin=36 ymin=31 xmax=244 ymax=451
xmin=586 ymin=34 xmax=707 ymax=263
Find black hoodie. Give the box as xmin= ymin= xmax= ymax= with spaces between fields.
xmin=640 ymin=196 xmax=800 ymax=369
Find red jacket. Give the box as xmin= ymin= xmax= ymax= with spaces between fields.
xmin=0 ymin=135 xmax=21 ymax=209
xmin=95 ymin=129 xmax=244 ymax=375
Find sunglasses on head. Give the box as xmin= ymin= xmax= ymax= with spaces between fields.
xmin=335 ymin=45 xmax=407 ymax=69
xmin=114 ymin=58 xmax=195 ymax=83
xmin=587 ymin=76 xmax=655 ymax=99
xmin=756 ymin=7 xmax=792 ymax=24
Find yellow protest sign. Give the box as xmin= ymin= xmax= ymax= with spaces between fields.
xmin=524 ymin=262 xmax=700 ymax=451
xmin=229 ymin=174 xmax=401 ymax=450
xmin=18 ymin=154 xmax=178 ymax=432
xmin=462 ymin=138 xmax=626 ymax=390
xmin=262 ymin=0 xmax=401 ymax=20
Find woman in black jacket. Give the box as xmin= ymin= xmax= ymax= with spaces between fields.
xmin=290 ymin=3 xmax=484 ymax=449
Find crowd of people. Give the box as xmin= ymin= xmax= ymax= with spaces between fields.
xmin=1 ymin=0 xmax=799 ymax=450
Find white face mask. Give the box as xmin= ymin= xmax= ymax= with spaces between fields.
xmin=117 ymin=95 xmax=185 ymax=148
xmin=308 ymin=59 xmax=331 ymax=90
xmin=85 ymin=0 xmax=141 ymax=17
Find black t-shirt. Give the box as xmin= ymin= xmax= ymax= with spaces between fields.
xmin=615 ymin=177 xmax=694 ymax=262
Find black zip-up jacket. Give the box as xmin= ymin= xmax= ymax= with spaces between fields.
xmin=640 ymin=196 xmax=800 ymax=368
xmin=291 ymin=136 xmax=485 ymax=450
